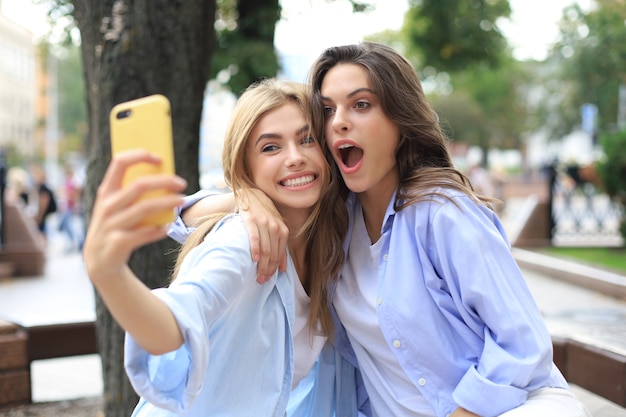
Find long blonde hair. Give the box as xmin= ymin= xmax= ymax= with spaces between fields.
xmin=172 ymin=78 xmax=347 ymax=338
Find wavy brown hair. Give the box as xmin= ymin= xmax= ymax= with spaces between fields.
xmin=309 ymin=42 xmax=495 ymax=210
xmin=172 ymin=78 xmax=347 ymax=338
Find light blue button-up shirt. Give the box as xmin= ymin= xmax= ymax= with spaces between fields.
xmin=331 ymin=190 xmax=568 ymax=417
xmin=129 ymin=204 xmax=366 ymax=417
xmin=125 ymin=215 xmax=294 ymax=416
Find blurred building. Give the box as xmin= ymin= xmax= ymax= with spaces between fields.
xmin=0 ymin=2 xmax=37 ymax=159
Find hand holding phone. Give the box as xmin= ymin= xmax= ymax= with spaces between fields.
xmin=110 ymin=94 xmax=176 ymax=226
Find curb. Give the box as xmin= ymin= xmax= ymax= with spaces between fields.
xmin=512 ymin=247 xmax=626 ymax=300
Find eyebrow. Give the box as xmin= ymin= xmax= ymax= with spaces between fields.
xmin=255 ymin=124 xmax=310 ymax=146
xmin=320 ymin=87 xmax=376 ymax=101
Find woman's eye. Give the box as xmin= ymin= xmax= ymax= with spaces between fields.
xmin=323 ymin=106 xmax=335 ymax=116
xmin=301 ymin=135 xmax=316 ymax=145
xmin=261 ymin=144 xmax=279 ymax=152
xmin=355 ymin=101 xmax=369 ymax=110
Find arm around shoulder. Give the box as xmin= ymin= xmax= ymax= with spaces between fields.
xmin=168 ymin=190 xmax=233 ymax=243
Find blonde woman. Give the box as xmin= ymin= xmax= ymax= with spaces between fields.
xmin=84 ymin=79 xmax=362 ymax=416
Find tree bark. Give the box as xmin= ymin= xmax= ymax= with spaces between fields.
xmin=70 ymin=1 xmax=215 ymax=415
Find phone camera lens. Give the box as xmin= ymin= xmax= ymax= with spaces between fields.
xmin=116 ymin=110 xmax=132 ymax=119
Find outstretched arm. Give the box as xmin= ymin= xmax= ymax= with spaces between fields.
xmin=180 ymin=192 xmax=234 ymax=226
xmin=83 ymin=150 xmax=187 ymax=355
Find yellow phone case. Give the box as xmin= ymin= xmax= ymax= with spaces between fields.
xmin=110 ymin=94 xmax=176 ymax=226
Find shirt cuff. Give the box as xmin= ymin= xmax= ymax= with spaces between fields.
xmin=452 ymin=365 xmax=528 ymax=417
xmin=167 ymin=189 xmax=219 ymax=243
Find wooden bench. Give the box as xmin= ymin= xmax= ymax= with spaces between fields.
xmin=27 ymin=321 xmax=97 ymax=361
xmin=0 ymin=319 xmax=97 ymax=408
xmin=0 ymin=320 xmax=30 ymax=406
xmin=553 ymin=337 xmax=626 ymax=407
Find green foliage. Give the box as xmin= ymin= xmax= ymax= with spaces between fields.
xmin=32 ymin=39 xmax=87 ymax=160
xmin=404 ymin=0 xmax=511 ymax=72
xmin=392 ymin=0 xmax=523 ymax=160
xmin=451 ymin=60 xmax=528 ymax=150
xmin=430 ymin=61 xmax=528 ymax=166
xmin=596 ymin=129 xmax=626 ymax=242
xmin=550 ymin=1 xmax=626 ymax=135
xmin=363 ymin=29 xmax=406 ymax=53
xmin=597 ymin=129 xmax=626 ymax=204
xmin=524 ymin=58 xmax=579 ymax=140
xmin=211 ymin=34 xmax=281 ymax=95
xmin=210 ymin=0 xmax=281 ymax=95
xmin=57 ymin=44 xmax=87 ymax=153
xmin=34 ymin=0 xmax=78 ymax=46
xmin=430 ymin=91 xmax=490 ymax=149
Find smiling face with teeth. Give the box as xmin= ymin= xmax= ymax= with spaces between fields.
xmin=320 ymin=63 xmax=400 ymax=205
xmin=245 ymin=101 xmax=326 ymax=218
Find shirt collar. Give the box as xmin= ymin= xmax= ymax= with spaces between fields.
xmin=382 ymin=189 xmax=398 ymax=233
xmin=346 ymin=189 xmax=399 ymax=236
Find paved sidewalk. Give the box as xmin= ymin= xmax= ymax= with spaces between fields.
xmin=1 ymin=235 xmax=626 ymax=415
xmin=521 ymin=264 xmax=626 ymax=416
xmin=0 ymin=246 xmax=94 ymax=328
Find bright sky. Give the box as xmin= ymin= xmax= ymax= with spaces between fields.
xmin=2 ymin=0 xmax=592 ymax=61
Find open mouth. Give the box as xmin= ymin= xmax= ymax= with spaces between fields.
xmin=338 ymin=144 xmax=364 ymax=168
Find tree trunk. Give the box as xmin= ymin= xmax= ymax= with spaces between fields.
xmin=70 ymin=1 xmax=215 ymax=415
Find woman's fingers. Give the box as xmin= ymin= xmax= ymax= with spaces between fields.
xmin=95 ymin=174 xmax=185 ymax=227
xmin=95 ymin=149 xmax=186 ymax=229
xmin=241 ymin=210 xmax=288 ymax=283
xmin=237 ymin=188 xmax=288 ymax=283
xmin=99 ymin=150 xmax=164 ymax=194
xmin=84 ymin=150 xmax=187 ymax=282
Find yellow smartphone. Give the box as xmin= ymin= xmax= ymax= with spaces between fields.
xmin=109 ymin=94 xmax=176 ymax=226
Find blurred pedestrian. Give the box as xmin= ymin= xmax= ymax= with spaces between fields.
xmin=57 ymin=165 xmax=84 ymax=252
xmin=31 ymin=164 xmax=57 ymax=240
xmin=6 ymin=166 xmax=32 ymax=207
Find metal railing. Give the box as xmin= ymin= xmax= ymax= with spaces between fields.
xmin=548 ymin=164 xmax=623 ymax=247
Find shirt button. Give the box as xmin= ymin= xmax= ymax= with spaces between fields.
xmin=392 ymin=339 xmax=401 ymax=348
xmin=377 ymin=297 xmax=383 ymax=305
xmin=418 ymin=378 xmax=426 ymax=386
xmin=383 ymin=253 xmax=389 ymax=261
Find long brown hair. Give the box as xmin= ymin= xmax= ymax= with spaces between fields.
xmin=172 ymin=78 xmax=347 ymax=338
xmin=309 ymin=42 xmax=495 ymax=210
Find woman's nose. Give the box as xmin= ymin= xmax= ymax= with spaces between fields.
xmin=330 ymin=107 xmax=350 ymax=132
xmin=286 ymin=145 xmax=306 ymax=168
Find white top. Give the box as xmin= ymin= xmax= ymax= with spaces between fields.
xmin=335 ymin=204 xmax=436 ymax=417
xmin=292 ymin=277 xmax=327 ymax=388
